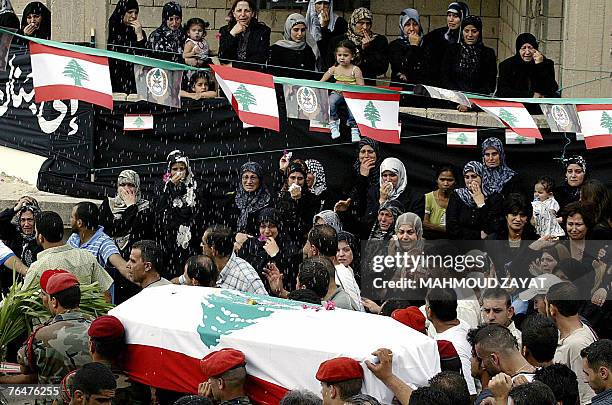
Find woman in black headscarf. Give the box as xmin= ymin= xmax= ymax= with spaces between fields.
xmin=0 ymin=196 xmax=41 ymax=267
xmin=146 ymin=1 xmax=185 ymax=63
xmin=554 ymin=155 xmax=587 ymax=212
xmin=218 ymin=0 xmax=270 ymax=72
xmin=0 ymin=0 xmax=20 ymax=30
xmin=388 ymin=8 xmax=427 ymax=88
xmin=19 ymin=1 xmax=50 ymax=39
xmin=496 ymin=33 xmax=559 ymax=98
xmin=440 ymin=15 xmax=497 ymax=95
xmin=107 ymin=0 xmax=147 ymax=94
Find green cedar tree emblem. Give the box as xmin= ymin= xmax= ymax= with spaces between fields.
xmin=234 ymin=84 xmax=257 ymax=112
xmin=364 ymin=101 xmax=381 ymax=128
xmin=63 ymin=59 xmax=89 ymax=86
xmin=498 ymin=108 xmax=518 ymax=127
xmin=133 ymin=117 xmax=145 ymax=128
xmin=600 ymin=111 xmax=612 ymax=133
xmin=456 ymin=132 xmax=468 ymax=144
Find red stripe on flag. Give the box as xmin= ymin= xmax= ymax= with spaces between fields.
xmin=29 ymin=43 xmax=109 ymax=66
xmin=238 ymin=110 xmax=279 ymax=131
xmin=575 ymin=104 xmax=612 ymax=112
xmin=448 ymin=145 xmax=478 ymax=148
xmin=34 ymin=85 xmax=113 ymax=110
xmin=357 ymin=124 xmax=400 ymax=144
xmin=509 ymin=127 xmax=542 ymax=139
xmin=584 ymin=134 xmax=612 ymax=149
xmin=309 ymin=127 xmax=332 ymax=133
xmin=123 ymin=344 xmax=288 ymax=405
xmin=344 ymin=91 xmax=400 ymax=101
xmin=470 ymin=99 xmax=523 ymax=108
xmin=211 ymin=64 xmax=275 ymax=89
xmin=448 ymin=128 xmax=477 ymax=132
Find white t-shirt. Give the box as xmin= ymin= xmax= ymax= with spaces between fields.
xmin=0 ymin=240 xmax=15 ymax=266
xmin=334 ymin=263 xmax=364 ymax=311
xmin=553 ymin=323 xmax=597 ymax=405
xmin=435 ymin=319 xmax=477 ymax=395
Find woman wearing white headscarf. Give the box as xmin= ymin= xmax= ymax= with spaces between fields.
xmin=268 ymin=13 xmax=318 ymax=79
xmin=305 ymin=0 xmax=347 ymax=70
xmin=365 ymin=157 xmax=425 ymax=225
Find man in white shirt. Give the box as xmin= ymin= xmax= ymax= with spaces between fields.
xmin=547 ymin=281 xmax=597 ymax=405
xmin=425 ymin=287 xmax=476 ymax=396
xmin=480 ymin=287 xmax=522 ymax=347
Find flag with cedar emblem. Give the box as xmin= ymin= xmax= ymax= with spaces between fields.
xmin=211 ymin=64 xmax=279 ymax=131
xmin=29 ymin=43 xmax=113 ymax=109
xmin=447 ymin=128 xmax=477 ymax=147
xmin=575 ymin=104 xmax=612 ymax=149
xmin=471 ymin=99 xmax=542 ymax=139
xmin=505 ymin=129 xmax=536 ymax=144
xmin=343 ymin=92 xmax=401 ymax=144
xmin=124 ymin=114 xmax=154 ymax=131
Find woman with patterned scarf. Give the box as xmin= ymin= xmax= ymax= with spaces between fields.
xmin=156 ymin=150 xmax=208 ymax=277
xmin=440 ymin=15 xmax=497 ymax=97
xmin=480 ymin=137 xmax=524 ymax=198
xmin=145 ymin=1 xmax=186 ymax=63
xmin=326 ymin=7 xmax=389 ymax=85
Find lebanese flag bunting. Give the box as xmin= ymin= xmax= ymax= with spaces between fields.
xmin=471 ymin=99 xmax=542 ymax=139
xmin=309 ymin=119 xmax=331 ymax=133
xmin=344 ymin=92 xmax=401 ymax=144
xmin=29 ymin=43 xmax=113 ymax=110
xmin=575 ymin=104 xmax=612 ymax=149
xmin=124 ymin=114 xmax=153 ymax=131
xmin=211 ymin=64 xmax=279 ymax=131
xmin=447 ymin=128 xmax=477 ymax=147
xmin=505 ymin=129 xmax=536 ymax=144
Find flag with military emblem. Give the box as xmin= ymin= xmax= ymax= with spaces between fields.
xmin=134 ymin=64 xmax=182 ymax=108
xmin=283 ymin=85 xmax=330 ymax=123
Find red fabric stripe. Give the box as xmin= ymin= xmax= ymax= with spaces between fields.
xmin=309 ymin=127 xmax=331 ymax=133
xmin=29 ymin=43 xmax=109 ymax=66
xmin=508 ymin=127 xmax=542 ymax=139
xmin=344 ymin=91 xmax=400 ymax=101
xmin=357 ymin=124 xmax=400 ymax=144
xmin=584 ymin=134 xmax=612 ymax=149
xmin=470 ymin=99 xmax=523 ymax=108
xmin=34 ymin=85 xmax=113 ymax=110
xmin=575 ymin=104 xmax=612 ymax=112
xmin=448 ymin=144 xmax=478 ymax=148
xmin=211 ymin=64 xmax=275 ymax=89
xmin=447 ymin=128 xmax=477 ymax=132
xmin=123 ymin=344 xmax=288 ymax=404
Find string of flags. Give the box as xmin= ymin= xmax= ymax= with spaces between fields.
xmin=8 ymin=32 xmax=610 ymax=149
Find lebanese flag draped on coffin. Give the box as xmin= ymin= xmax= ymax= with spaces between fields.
xmin=575 ymin=104 xmax=612 ymax=149
xmin=110 ymin=286 xmax=440 ymax=405
xmin=471 ymin=99 xmax=542 ymax=139
xmin=29 ymin=43 xmax=113 ymax=109
xmin=211 ymin=64 xmax=279 ymax=131
xmin=344 ymin=91 xmax=401 ymax=144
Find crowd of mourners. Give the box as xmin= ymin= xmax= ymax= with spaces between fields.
xmin=0 ymin=1 xmax=611 ymax=405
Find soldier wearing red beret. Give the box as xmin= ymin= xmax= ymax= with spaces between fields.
xmin=198 ymin=348 xmax=251 ymax=404
xmin=316 ymin=357 xmax=364 ymax=404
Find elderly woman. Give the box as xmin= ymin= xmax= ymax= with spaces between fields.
xmin=446 ymin=161 xmax=503 ymax=241
xmin=327 ymin=7 xmax=388 ymax=85
xmin=388 ymin=212 xmax=425 ymax=280
xmin=219 ymin=0 xmax=270 ymax=72
xmin=480 ymin=137 xmax=523 ymax=198
xmin=554 ymin=155 xmax=587 ymax=211
xmin=19 ymin=1 xmax=50 ymax=39
xmin=305 ymin=159 xmax=336 ymax=211
xmin=268 ymin=13 xmax=318 ymax=80
xmin=156 ymin=150 xmax=208 ymax=278
xmin=146 ymin=1 xmax=185 ymax=63
xmin=313 ymin=210 xmax=342 ymax=234
xmin=305 ymin=0 xmax=347 ymax=70
xmin=388 ymin=8 xmax=427 ymax=88
xmin=107 ymin=0 xmax=147 ymax=94
xmin=0 ymin=196 xmax=41 ymax=267
xmin=440 ymin=15 xmax=497 ymax=96
xmin=496 ymin=33 xmax=558 ymax=98
xmin=366 ymin=157 xmax=425 ymax=223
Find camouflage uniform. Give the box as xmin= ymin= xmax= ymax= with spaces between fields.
xmin=17 ymin=309 xmax=92 ymax=399
xmin=220 ymin=397 xmax=252 ymax=405
xmin=58 ymin=361 xmax=151 ymax=405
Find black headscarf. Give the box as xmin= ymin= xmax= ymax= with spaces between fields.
xmin=353 ymin=137 xmax=382 ymax=184
xmin=235 ymin=162 xmax=271 ymax=232
xmin=146 ymin=1 xmax=186 ymax=62
xmin=455 ymin=15 xmax=483 ymax=91
xmin=108 ymin=0 xmax=141 ymax=45
xmin=20 ymin=1 xmax=50 ymax=39
xmin=0 ymin=0 xmax=19 ymax=30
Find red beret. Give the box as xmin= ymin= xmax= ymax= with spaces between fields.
xmin=88 ymin=315 xmax=125 ymax=339
xmin=391 ymin=306 xmax=426 ymax=333
xmin=316 ymin=357 xmax=364 ymax=383
xmin=45 ymin=272 xmax=79 ymax=295
xmin=200 ymin=349 xmax=246 ymax=380
xmin=40 ymin=269 xmax=69 ymax=292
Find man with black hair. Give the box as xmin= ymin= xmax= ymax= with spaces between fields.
xmin=428 ymin=371 xmax=470 ymax=405
xmin=69 ymin=362 xmax=117 ymax=404
xmin=304 ymin=224 xmax=362 ymax=310
xmin=68 ymin=202 xmax=131 ymax=293
xmin=280 ymin=390 xmax=322 ymax=405
xmin=407 ymin=387 xmax=449 ymax=405
xmin=425 ymin=288 xmax=476 ymax=396
xmin=127 ymin=239 xmax=171 ymax=289
xmin=480 ymin=287 xmax=521 ymax=346
xmin=316 ymin=357 xmax=364 ymax=405
xmin=23 ymin=211 xmax=113 ymax=302
xmin=547 ymin=282 xmax=597 ymax=404
xmin=490 ymin=377 xmax=555 ymax=405
xmin=287 ymin=288 xmax=323 ymax=305
xmin=174 ymin=255 xmax=218 ymax=287
xmin=521 ymin=314 xmax=558 ymax=367
xmin=59 ymin=315 xmax=151 ymax=404
xmin=581 ymin=339 xmax=612 ymax=404
xmin=534 ymin=364 xmax=579 ymax=405
xmin=202 ymin=225 xmax=267 ymax=295
xmin=0 ymin=271 xmax=92 ymax=386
